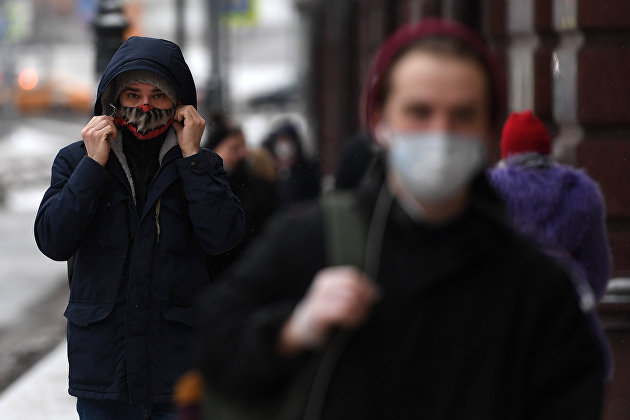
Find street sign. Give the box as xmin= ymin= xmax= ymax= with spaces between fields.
xmin=1 ymin=1 xmax=32 ymax=43
xmin=223 ymin=0 xmax=258 ymax=27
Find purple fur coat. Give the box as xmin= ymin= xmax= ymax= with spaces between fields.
xmin=487 ymin=154 xmax=612 ymax=301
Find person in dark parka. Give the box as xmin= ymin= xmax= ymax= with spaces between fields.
xmin=195 ymin=20 xmax=605 ymax=420
xmin=261 ymin=121 xmax=320 ymax=211
xmin=203 ymin=113 xmax=278 ymax=278
xmin=34 ymin=36 xmax=245 ymax=418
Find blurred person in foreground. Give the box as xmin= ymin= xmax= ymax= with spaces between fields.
xmin=34 ymin=36 xmax=245 ymax=419
xmin=196 ymin=20 xmax=604 ymax=419
xmin=334 ymin=130 xmax=376 ymax=190
xmin=203 ymin=113 xmax=278 ymax=277
xmin=262 ymin=120 xmax=321 ymax=211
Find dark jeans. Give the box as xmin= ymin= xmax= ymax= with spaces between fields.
xmin=76 ymin=398 xmax=176 ymax=420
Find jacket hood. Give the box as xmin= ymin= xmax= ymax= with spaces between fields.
xmin=94 ymin=36 xmax=197 ymax=115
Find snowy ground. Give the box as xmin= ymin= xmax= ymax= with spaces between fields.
xmin=0 ymin=341 xmax=74 ymax=420
xmin=0 ymin=116 xmax=79 ymax=330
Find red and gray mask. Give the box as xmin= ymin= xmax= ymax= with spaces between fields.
xmin=114 ymin=104 xmax=176 ymax=140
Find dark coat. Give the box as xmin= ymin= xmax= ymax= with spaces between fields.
xmin=262 ymin=123 xmax=320 ymax=211
xmin=334 ymin=131 xmax=375 ymax=190
xmin=34 ymin=37 xmax=245 ymax=404
xmin=205 ymin=159 xmax=278 ymax=278
xmin=196 ymin=161 xmax=604 ymax=419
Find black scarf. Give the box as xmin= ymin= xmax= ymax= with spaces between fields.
xmin=122 ymin=128 xmax=168 ymax=214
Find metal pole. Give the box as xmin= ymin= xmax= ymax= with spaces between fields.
xmin=206 ymin=0 xmax=222 ymax=112
xmin=175 ymin=0 xmax=185 ymax=48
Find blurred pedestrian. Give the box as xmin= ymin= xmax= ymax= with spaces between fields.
xmin=173 ymin=113 xmax=279 ymax=419
xmin=488 ymin=110 xmax=612 ymax=300
xmin=204 ymin=113 xmax=278 ymax=277
xmin=195 ymin=19 xmax=605 ymax=420
xmin=262 ymin=120 xmax=320 ymax=211
xmin=34 ymin=36 xmax=245 ymax=419
xmin=488 ymin=110 xmax=613 ymax=377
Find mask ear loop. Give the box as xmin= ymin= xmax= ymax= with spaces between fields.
xmin=104 ymin=104 xmax=118 ymax=142
xmin=107 ymin=103 xmax=117 ymax=117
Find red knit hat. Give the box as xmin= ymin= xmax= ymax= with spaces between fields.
xmin=360 ymin=18 xmax=506 ymax=135
xmin=500 ymin=110 xmax=551 ymax=158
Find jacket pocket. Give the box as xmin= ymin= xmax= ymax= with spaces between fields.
xmin=64 ymin=302 xmax=122 ymax=389
xmin=64 ymin=301 xmax=114 ymax=327
xmin=155 ymin=304 xmax=198 ymax=366
xmin=161 ymin=304 xmax=198 ymax=328
xmin=156 ymin=195 xmax=191 ymax=253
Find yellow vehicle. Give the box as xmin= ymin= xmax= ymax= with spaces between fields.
xmin=14 ymin=69 xmax=93 ymax=115
xmin=1 ymin=67 xmax=93 ymax=115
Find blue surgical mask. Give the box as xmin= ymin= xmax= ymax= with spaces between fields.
xmin=386 ymin=130 xmax=486 ymax=203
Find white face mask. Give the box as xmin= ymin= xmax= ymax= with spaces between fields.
xmin=385 ymin=130 xmax=486 ymax=203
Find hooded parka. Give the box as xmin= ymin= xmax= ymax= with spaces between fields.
xmin=34 ymin=37 xmax=245 ymax=403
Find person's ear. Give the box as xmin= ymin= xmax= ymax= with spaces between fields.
xmin=372 ymin=108 xmax=393 ymax=149
xmin=373 ymin=123 xmax=392 ymax=149
xmin=370 ymin=108 xmax=385 ymax=146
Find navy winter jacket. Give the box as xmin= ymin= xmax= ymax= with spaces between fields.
xmin=34 ymin=37 xmax=245 ymax=403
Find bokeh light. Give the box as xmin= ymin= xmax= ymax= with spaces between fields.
xmin=18 ymin=68 xmax=39 ymax=90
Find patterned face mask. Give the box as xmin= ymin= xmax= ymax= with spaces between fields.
xmin=114 ymin=104 xmax=176 ymax=140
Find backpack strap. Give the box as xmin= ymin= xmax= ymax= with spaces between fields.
xmin=302 ymin=191 xmax=373 ymax=420
xmin=320 ymin=191 xmax=367 ymax=269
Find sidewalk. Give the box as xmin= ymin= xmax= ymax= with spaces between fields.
xmin=0 ymin=115 xmax=85 ymax=418
xmin=0 ymin=340 xmax=76 ymax=419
